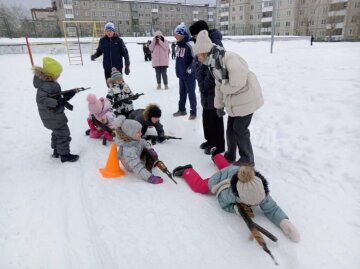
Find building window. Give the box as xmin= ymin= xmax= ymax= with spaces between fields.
xmin=285 ymin=21 xmax=290 ymax=27
xmin=240 ymin=15 xmax=243 ymax=20
xmin=100 ymin=3 xmax=105 ymax=8
xmin=287 ymin=10 xmax=291 ymax=16
xmin=240 ymin=6 xmax=243 ymax=11
xmin=250 ymin=15 xmax=253 ymax=20
xmin=92 ymin=2 xmax=96 ymax=8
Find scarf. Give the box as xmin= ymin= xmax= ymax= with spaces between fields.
xmin=204 ymin=45 xmax=228 ymax=83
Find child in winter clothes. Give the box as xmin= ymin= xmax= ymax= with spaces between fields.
xmin=128 ymin=104 xmax=166 ymax=143
xmin=111 ymin=116 xmax=163 ymax=184
xmin=87 ymin=94 xmax=115 ymax=142
xmin=106 ymin=67 xmax=135 ymax=118
xmin=33 ymin=57 xmax=79 ymax=163
xmin=173 ymin=23 xmax=197 ymax=120
xmin=172 ymin=154 xmax=300 ymax=243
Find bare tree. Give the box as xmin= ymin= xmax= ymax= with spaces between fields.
xmin=0 ymin=0 xmax=29 ymax=37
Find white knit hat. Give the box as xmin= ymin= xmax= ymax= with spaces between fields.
xmin=236 ymin=166 xmax=266 ymax=206
xmin=193 ymin=30 xmax=214 ymax=55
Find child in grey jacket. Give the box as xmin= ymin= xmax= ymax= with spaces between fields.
xmin=33 ymin=57 xmax=79 ymax=163
xmin=111 ymin=116 xmax=163 ymax=184
xmin=172 ymin=154 xmax=300 ymax=243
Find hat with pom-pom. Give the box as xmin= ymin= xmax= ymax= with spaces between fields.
xmin=87 ymin=94 xmax=112 ymax=121
xmin=174 ymin=23 xmax=187 ymax=36
xmin=111 ymin=67 xmax=123 ymax=81
xmin=105 ymin=22 xmax=115 ymax=32
xmin=236 ymin=166 xmax=266 ymax=206
xmin=42 ymin=57 xmax=63 ymax=77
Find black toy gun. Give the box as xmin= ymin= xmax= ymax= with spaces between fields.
xmin=143 ymin=135 xmax=182 ymax=145
xmin=112 ymin=93 xmax=144 ymax=108
xmin=49 ymin=87 xmax=90 ymax=111
xmin=90 ymin=114 xmax=114 ymax=146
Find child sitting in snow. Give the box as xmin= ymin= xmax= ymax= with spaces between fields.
xmin=106 ymin=67 xmax=135 ymax=118
xmin=111 ymin=115 xmax=163 ymax=184
xmin=86 ymin=94 xmax=115 ymax=142
xmin=33 ymin=57 xmax=79 ymax=163
xmin=128 ymin=104 xmax=166 ymax=142
xmin=172 ymin=153 xmax=300 ymax=243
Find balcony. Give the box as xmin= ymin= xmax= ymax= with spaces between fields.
xmin=261 ymin=28 xmax=271 ymax=33
xmin=220 ymin=21 xmax=229 ymax=25
xmin=193 ymin=11 xmax=199 ymax=15
xmin=326 ymin=22 xmax=344 ymax=29
xmin=330 ymin=0 xmax=348 ymax=3
xmin=152 ymin=9 xmax=158 ymax=13
xmin=328 ymin=9 xmax=346 ymax=16
xmin=262 ymin=6 xmax=273 ymax=12
xmin=261 ymin=17 xmax=272 ymax=23
xmin=220 ymin=12 xmax=229 ymax=16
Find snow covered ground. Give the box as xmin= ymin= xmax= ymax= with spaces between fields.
xmin=0 ymin=38 xmax=359 ymax=269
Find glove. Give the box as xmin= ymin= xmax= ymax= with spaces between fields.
xmin=148 ymin=148 xmax=158 ymax=160
xmin=186 ymin=67 xmax=192 ymax=74
xmin=148 ymin=175 xmax=164 ymax=184
xmin=216 ymin=108 xmax=226 ymax=118
xmin=124 ymin=65 xmax=130 ymax=75
xmin=91 ymin=55 xmax=96 ymax=61
xmin=280 ymin=219 xmax=300 ymax=243
xmin=157 ymin=136 xmax=166 ymax=143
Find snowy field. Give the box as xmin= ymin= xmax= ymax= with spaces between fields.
xmin=0 ymin=39 xmax=359 ymax=269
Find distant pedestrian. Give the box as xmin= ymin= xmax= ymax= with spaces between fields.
xmin=171 ymin=43 xmax=176 ymax=60
xmin=91 ymin=22 xmax=130 ymax=84
xmin=310 ymin=35 xmax=314 ymax=46
xmin=149 ymin=31 xmax=169 ymax=89
xmin=143 ymin=43 xmax=151 ymax=61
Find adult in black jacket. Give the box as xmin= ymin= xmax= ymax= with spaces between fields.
xmin=189 ymin=20 xmax=225 ymax=155
xmin=91 ymin=22 xmax=130 ymax=82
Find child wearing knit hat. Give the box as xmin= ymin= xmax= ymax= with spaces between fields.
xmin=111 ymin=116 xmax=164 ymax=184
xmin=172 ymin=153 xmax=300 ymax=243
xmin=106 ymin=67 xmax=136 ymax=118
xmin=33 ymin=57 xmax=79 ymax=163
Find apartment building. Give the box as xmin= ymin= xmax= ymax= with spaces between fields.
xmin=216 ymin=0 xmax=360 ymax=40
xmin=51 ymin=0 xmax=216 ymax=37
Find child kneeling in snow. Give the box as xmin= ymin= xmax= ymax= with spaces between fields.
xmin=106 ymin=67 xmax=136 ymax=118
xmin=87 ymin=94 xmax=115 ymax=142
xmin=112 ymin=115 xmax=163 ymax=184
xmin=172 ymin=154 xmax=300 ymax=243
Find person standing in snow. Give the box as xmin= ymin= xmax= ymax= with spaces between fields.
xmin=149 ymin=30 xmax=170 ymax=90
xmin=189 ymin=20 xmax=225 ymax=156
xmin=111 ymin=116 xmax=164 ymax=184
xmin=106 ymin=67 xmax=135 ymax=118
xmin=172 ymin=153 xmax=300 ymax=243
xmin=91 ymin=22 xmax=130 ymax=83
xmin=193 ymin=30 xmax=264 ymax=166
xmin=172 ymin=23 xmax=197 ymax=120
xmin=33 ymin=57 xmax=79 ymax=163
xmin=171 ymin=42 xmax=176 ymax=60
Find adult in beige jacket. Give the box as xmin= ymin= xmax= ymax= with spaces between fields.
xmin=193 ymin=30 xmax=264 ymax=165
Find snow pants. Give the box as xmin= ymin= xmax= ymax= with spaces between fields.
xmin=51 ymin=124 xmax=71 ymax=155
xmin=182 ymin=154 xmax=230 ymax=194
xmin=87 ymin=119 xmax=113 ymax=142
xmin=155 ymin=66 xmax=168 ymax=85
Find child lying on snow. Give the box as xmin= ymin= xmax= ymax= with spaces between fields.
xmin=172 ymin=153 xmax=300 ymax=243
xmin=111 ymin=115 xmax=164 ymax=184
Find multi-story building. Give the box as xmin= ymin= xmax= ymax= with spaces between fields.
xmin=216 ymin=0 xmax=360 ymax=40
xmin=51 ymin=0 xmax=216 ymax=37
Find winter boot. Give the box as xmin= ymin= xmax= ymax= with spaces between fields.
xmin=164 ymin=84 xmax=169 ymax=90
xmin=233 ymin=159 xmax=255 ymax=167
xmin=224 ymin=151 xmax=236 ymax=163
xmin=172 ymin=164 xmax=193 ymax=177
xmin=188 ymin=114 xmax=196 ymax=120
xmin=61 ymin=153 xmax=79 ymax=163
xmin=85 ymin=129 xmax=90 ymax=136
xmin=200 ymin=141 xmax=209 ymax=149
xmin=52 ymin=149 xmax=59 ymax=158
xmin=173 ymin=111 xmax=187 ymax=117
xmin=207 ymin=147 xmax=225 ymax=156
xmin=156 ymin=84 xmax=161 ymax=90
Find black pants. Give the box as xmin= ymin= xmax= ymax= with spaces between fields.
xmin=155 ymin=66 xmax=168 ymax=85
xmin=202 ymin=109 xmax=225 ymax=151
xmin=226 ymin=114 xmax=254 ymax=163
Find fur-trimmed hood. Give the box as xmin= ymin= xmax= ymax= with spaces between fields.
xmin=33 ymin=66 xmax=56 ymax=84
xmin=143 ymin=104 xmax=161 ymax=121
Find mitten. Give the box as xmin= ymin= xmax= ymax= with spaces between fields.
xmin=280 ymin=219 xmax=300 ymax=243
xmin=216 ymin=108 xmax=226 ymax=118
xmin=91 ymin=55 xmax=96 ymax=61
xmin=157 ymin=136 xmax=166 ymax=143
xmin=148 ymin=175 xmax=164 ymax=184
xmin=148 ymin=148 xmax=158 ymax=159
xmin=186 ymin=67 xmax=192 ymax=74
xmin=125 ymin=65 xmax=130 ymax=75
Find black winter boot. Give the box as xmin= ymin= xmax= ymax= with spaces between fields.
xmin=172 ymin=164 xmax=193 ymax=177
xmin=224 ymin=151 xmax=235 ymax=163
xmin=61 ymin=153 xmax=79 ymax=163
xmin=207 ymin=147 xmax=225 ymax=156
xmin=200 ymin=141 xmax=209 ymax=149
xmin=52 ymin=149 xmax=59 ymax=158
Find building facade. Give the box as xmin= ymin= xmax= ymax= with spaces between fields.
xmin=51 ymin=0 xmax=216 ymax=37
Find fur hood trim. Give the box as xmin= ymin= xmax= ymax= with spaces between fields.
xmin=143 ymin=104 xmax=160 ymax=120
xmin=32 ymin=66 xmax=56 ymax=81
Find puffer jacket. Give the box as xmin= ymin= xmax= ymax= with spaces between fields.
xmin=206 ymin=50 xmax=264 ymax=117
xmin=208 ymin=165 xmax=287 ymax=227
xmin=33 ymin=67 xmax=68 ymax=130
xmin=116 ymin=138 xmax=152 ymax=181
xmin=149 ymin=31 xmax=169 ymax=68
xmin=128 ymin=107 xmax=165 ymax=137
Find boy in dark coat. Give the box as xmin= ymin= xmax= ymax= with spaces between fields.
xmin=91 ymin=22 xmax=130 ymax=82
xmin=189 ymin=20 xmax=225 ymax=155
xmin=33 ymin=57 xmax=79 ymax=163
xmin=128 ymin=104 xmax=165 ymax=142
xmin=173 ymin=23 xmax=197 ymax=120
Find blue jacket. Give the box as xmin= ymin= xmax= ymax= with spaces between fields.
xmin=92 ymin=34 xmax=130 ymax=73
xmin=195 ymin=29 xmax=223 ymax=110
xmin=175 ymin=34 xmax=196 ymax=80
xmin=208 ymin=165 xmax=288 ymax=227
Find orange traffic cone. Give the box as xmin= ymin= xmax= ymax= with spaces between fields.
xmin=99 ymin=143 xmax=125 ymax=178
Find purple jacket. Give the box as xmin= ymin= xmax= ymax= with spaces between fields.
xmin=149 ymin=31 xmax=169 ymax=68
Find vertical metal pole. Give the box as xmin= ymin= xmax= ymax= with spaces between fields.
xmin=25 ymin=34 xmax=34 ymax=67
xmin=270 ymin=0 xmax=277 ymax=54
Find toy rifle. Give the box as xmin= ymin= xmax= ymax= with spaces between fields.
xmin=143 ymin=135 xmax=182 ymax=145
xmin=49 ymin=87 xmax=90 ymax=111
xmin=153 ymin=160 xmax=177 ymax=184
xmin=236 ymin=203 xmax=279 ymax=266
xmin=112 ymin=93 xmax=144 ymax=108
xmin=90 ymin=115 xmax=114 ymax=146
